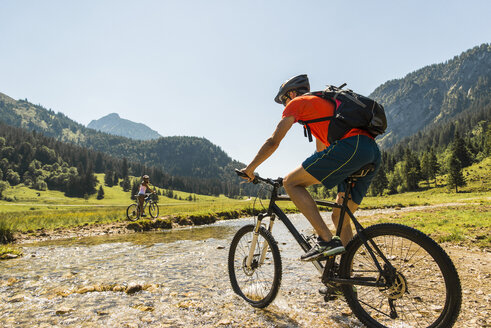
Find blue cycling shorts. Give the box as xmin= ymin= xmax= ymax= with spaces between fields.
xmin=302 ymin=134 xmax=381 ymax=204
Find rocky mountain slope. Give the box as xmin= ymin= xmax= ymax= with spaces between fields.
xmin=370 ymin=43 xmax=490 ymax=149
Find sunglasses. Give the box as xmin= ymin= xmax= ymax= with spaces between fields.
xmin=280 ymin=94 xmax=290 ymax=106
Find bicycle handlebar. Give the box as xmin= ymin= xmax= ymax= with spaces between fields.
xmin=234 ymin=169 xmax=283 ymax=187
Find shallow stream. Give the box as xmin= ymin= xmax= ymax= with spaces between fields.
xmin=1 ymin=214 xmax=362 ymax=327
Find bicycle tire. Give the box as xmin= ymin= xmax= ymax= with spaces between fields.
xmin=339 ymin=223 xmax=461 ymax=328
xmin=126 ymin=204 xmax=139 ymax=221
xmin=148 ymin=202 xmax=159 ymax=218
xmin=228 ymin=224 xmax=282 ymax=308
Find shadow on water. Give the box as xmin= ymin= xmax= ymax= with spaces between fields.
xmin=24 ymin=224 xmax=238 ymax=248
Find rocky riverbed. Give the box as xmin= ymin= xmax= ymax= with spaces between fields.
xmin=1 ymin=213 xmax=489 ymax=327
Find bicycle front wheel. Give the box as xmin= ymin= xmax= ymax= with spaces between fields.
xmin=148 ymin=202 xmax=159 ymax=218
xmin=228 ymin=224 xmax=282 ymax=308
xmin=126 ymin=204 xmax=139 ymax=221
xmin=339 ymin=223 xmax=461 ymax=328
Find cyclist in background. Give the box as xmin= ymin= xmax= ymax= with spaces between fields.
xmin=138 ymin=175 xmax=154 ymax=217
xmin=240 ymin=74 xmax=381 ymax=262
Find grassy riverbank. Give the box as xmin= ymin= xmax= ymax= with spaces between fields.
xmin=1 ymin=159 xmax=489 ymax=246
xmin=360 ymin=205 xmax=491 ymax=248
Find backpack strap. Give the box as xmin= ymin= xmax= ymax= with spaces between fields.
xmin=298 ymin=116 xmax=335 ymax=142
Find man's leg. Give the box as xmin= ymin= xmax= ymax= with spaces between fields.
xmin=331 ymin=192 xmax=358 ymax=246
xmin=283 ymin=166 xmax=333 ymax=242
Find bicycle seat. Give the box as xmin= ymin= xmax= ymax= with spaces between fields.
xmin=349 ymin=163 xmax=375 ymax=178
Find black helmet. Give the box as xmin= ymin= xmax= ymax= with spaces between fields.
xmin=274 ymin=74 xmax=310 ymax=104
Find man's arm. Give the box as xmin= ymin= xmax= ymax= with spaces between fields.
xmin=242 ymin=116 xmax=295 ymax=179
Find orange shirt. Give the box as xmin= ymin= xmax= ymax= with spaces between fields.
xmin=282 ymin=95 xmax=373 ymax=147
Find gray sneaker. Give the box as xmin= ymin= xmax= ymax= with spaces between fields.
xmin=301 ymin=236 xmax=345 ymax=261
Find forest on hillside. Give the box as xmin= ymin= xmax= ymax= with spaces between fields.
xmin=0 ymin=123 xmax=251 ymax=199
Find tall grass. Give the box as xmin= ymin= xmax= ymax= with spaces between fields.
xmin=0 ymin=219 xmax=15 ymax=244
xmin=0 ymin=207 xmax=124 ymax=232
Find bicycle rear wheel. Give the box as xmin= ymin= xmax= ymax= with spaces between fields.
xmin=339 ymin=223 xmax=461 ymax=328
xmin=126 ymin=204 xmax=139 ymax=221
xmin=148 ymin=202 xmax=159 ymax=218
xmin=228 ymin=224 xmax=282 ymax=308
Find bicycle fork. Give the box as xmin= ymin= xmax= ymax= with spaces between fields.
xmin=246 ymin=213 xmax=276 ymax=269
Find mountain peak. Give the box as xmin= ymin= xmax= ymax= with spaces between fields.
xmin=87 ymin=113 xmax=162 ymax=141
xmin=105 ymin=113 xmax=120 ymax=119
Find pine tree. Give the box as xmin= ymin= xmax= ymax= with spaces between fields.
xmin=83 ymin=163 xmax=97 ymax=195
xmin=121 ymin=158 xmax=128 ymax=179
xmin=113 ymin=172 xmax=119 ymax=186
xmin=447 ymin=155 xmax=466 ymax=193
xmin=429 ymin=151 xmax=440 ymax=187
xmin=402 ymin=148 xmax=421 ymax=191
xmin=130 ymin=179 xmax=139 ymax=200
xmin=420 ymin=152 xmax=431 ymax=187
xmin=104 ymin=170 xmax=114 ymax=187
xmin=122 ymin=176 xmax=131 ymax=192
xmin=370 ymin=165 xmax=388 ymax=196
xmin=94 ymin=153 xmax=104 ymax=173
xmin=451 ymin=132 xmax=472 ymax=168
xmin=97 ymin=185 xmax=105 ymax=200
xmin=166 ymin=189 xmax=174 ymax=198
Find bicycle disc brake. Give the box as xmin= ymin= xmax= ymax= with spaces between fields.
xmin=242 ymin=255 xmax=259 ymax=276
xmin=378 ymin=271 xmax=408 ymax=300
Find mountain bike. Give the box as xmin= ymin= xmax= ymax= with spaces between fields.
xmin=229 ymin=166 xmax=461 ymax=328
xmin=126 ymin=193 xmax=159 ymax=221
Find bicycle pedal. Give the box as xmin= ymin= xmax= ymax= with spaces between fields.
xmin=323 ymin=294 xmax=338 ymax=302
xmin=318 ymin=255 xmax=335 ymax=261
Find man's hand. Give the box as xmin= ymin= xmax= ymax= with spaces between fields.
xmin=239 ymin=168 xmax=255 ymax=182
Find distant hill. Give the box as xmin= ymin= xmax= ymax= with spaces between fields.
xmin=87 ymin=113 xmax=162 ymax=140
xmin=0 ymin=93 xmax=246 ymax=196
xmin=370 ymin=43 xmax=491 ymax=149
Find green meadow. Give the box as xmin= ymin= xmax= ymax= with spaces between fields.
xmin=0 ymin=173 xmax=263 ymax=232
xmin=1 ymin=159 xmax=489 ymax=251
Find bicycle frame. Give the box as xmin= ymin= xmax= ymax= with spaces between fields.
xmin=249 ymin=178 xmax=395 ymax=288
xmin=136 ymin=194 xmax=153 ymax=214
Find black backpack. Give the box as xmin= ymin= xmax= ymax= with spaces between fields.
xmin=298 ymin=83 xmax=387 ymax=144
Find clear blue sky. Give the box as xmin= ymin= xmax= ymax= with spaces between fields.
xmin=1 ymin=0 xmax=490 ymax=178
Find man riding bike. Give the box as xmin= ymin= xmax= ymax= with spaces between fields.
xmin=240 ymin=74 xmax=381 ymax=264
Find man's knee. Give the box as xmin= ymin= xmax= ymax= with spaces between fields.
xmin=284 ymin=167 xmax=319 ymax=191
xmin=283 ymin=174 xmax=296 ymax=193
